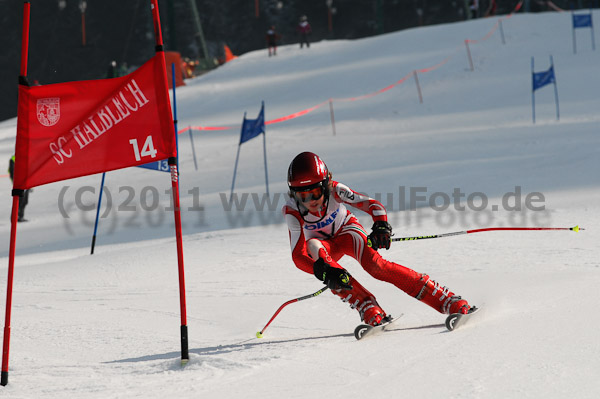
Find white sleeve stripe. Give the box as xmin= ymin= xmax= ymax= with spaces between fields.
xmin=373 ymin=210 xmax=387 ymax=216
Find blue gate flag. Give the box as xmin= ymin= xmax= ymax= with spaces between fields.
xmin=572 ymin=11 xmax=595 ymax=54
xmin=137 ymin=159 xmax=170 ymax=172
xmin=531 ymin=56 xmax=559 ymax=123
xmin=230 ymin=102 xmax=269 ymax=200
xmin=532 ymin=66 xmax=555 ymax=92
xmin=239 ymin=103 xmax=265 ymax=144
xmin=573 ymin=14 xmax=592 ymax=28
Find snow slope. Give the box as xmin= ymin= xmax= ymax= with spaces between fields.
xmin=0 ymin=10 xmax=599 ymax=398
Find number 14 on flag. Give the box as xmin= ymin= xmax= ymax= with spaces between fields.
xmin=129 ymin=135 xmax=158 ymax=161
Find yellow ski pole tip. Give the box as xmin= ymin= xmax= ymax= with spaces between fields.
xmin=573 ymin=225 xmax=580 ymax=232
xmin=256 ymin=331 xmax=263 ymax=338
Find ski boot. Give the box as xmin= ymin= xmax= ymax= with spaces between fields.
xmin=362 ymin=304 xmax=387 ymax=326
xmin=415 ymin=274 xmax=470 ymax=315
xmin=331 ymin=276 xmax=388 ymax=326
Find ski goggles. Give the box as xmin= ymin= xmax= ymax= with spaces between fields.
xmin=291 ymin=185 xmax=325 ymax=203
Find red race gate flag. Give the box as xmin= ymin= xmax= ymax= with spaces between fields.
xmin=14 ymin=53 xmax=176 ymax=190
xmin=3 ymin=1 xmax=187 ymax=387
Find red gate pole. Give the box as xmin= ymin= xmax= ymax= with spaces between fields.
xmin=1 ymin=200 xmax=21 ymax=387
xmin=168 ymin=158 xmax=188 ymax=363
xmin=2 ymin=1 xmax=30 ymax=387
xmin=150 ymin=0 xmax=189 ymax=364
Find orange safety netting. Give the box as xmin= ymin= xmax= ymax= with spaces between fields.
xmin=180 ymin=1 xmax=525 ymax=134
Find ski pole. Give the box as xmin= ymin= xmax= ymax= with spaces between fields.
xmin=388 ymin=225 xmax=583 ymax=243
xmin=256 ymin=286 xmax=329 ymax=338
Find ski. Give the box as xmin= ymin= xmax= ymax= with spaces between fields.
xmin=354 ymin=314 xmax=403 ymax=340
xmin=445 ymin=306 xmax=481 ymax=331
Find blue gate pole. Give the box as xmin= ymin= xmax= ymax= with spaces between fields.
xmin=591 ymin=9 xmax=596 ymax=51
xmin=572 ymin=12 xmax=577 ymax=54
xmin=551 ymin=56 xmax=560 ymax=121
xmin=188 ymin=128 xmax=198 ymax=171
xmin=91 ymin=172 xmax=106 ymax=255
xmin=171 ymin=63 xmax=180 ymax=177
xmin=262 ymin=132 xmax=269 ymax=197
xmin=230 ymin=113 xmax=245 ymax=204
xmin=531 ymin=57 xmax=536 ymax=124
xmin=230 ymin=144 xmax=242 ymax=205
xmin=261 ymin=101 xmax=269 ymax=196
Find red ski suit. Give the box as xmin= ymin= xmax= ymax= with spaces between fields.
xmin=283 ymin=181 xmax=466 ymax=321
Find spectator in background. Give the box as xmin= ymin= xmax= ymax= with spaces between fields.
xmin=118 ymin=62 xmax=128 ymax=77
xmin=470 ymin=0 xmax=479 ymax=19
xmin=107 ymin=60 xmax=118 ymax=78
xmin=416 ymin=7 xmax=424 ymax=26
xmin=266 ymin=26 xmax=280 ymax=56
xmin=297 ymin=15 xmax=312 ymax=49
xmin=183 ymin=57 xmax=198 ymax=78
xmin=484 ymin=0 xmax=497 ymax=17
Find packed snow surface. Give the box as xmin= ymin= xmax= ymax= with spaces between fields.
xmin=0 ymin=10 xmax=598 ymax=399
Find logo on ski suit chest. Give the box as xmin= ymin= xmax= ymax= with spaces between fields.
xmin=304 ymin=208 xmax=339 ymax=230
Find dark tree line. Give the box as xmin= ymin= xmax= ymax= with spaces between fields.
xmin=0 ymin=0 xmax=587 ymax=121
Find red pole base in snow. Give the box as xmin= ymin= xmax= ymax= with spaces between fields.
xmin=181 ymin=325 xmax=189 ymax=362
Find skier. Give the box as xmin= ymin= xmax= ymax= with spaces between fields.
xmin=296 ymin=15 xmax=311 ymax=49
xmin=283 ymin=152 xmax=472 ymax=326
xmin=266 ymin=26 xmax=280 ymax=57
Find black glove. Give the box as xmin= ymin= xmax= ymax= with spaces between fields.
xmin=368 ymin=220 xmax=392 ymax=250
xmin=313 ymin=258 xmax=352 ymax=290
